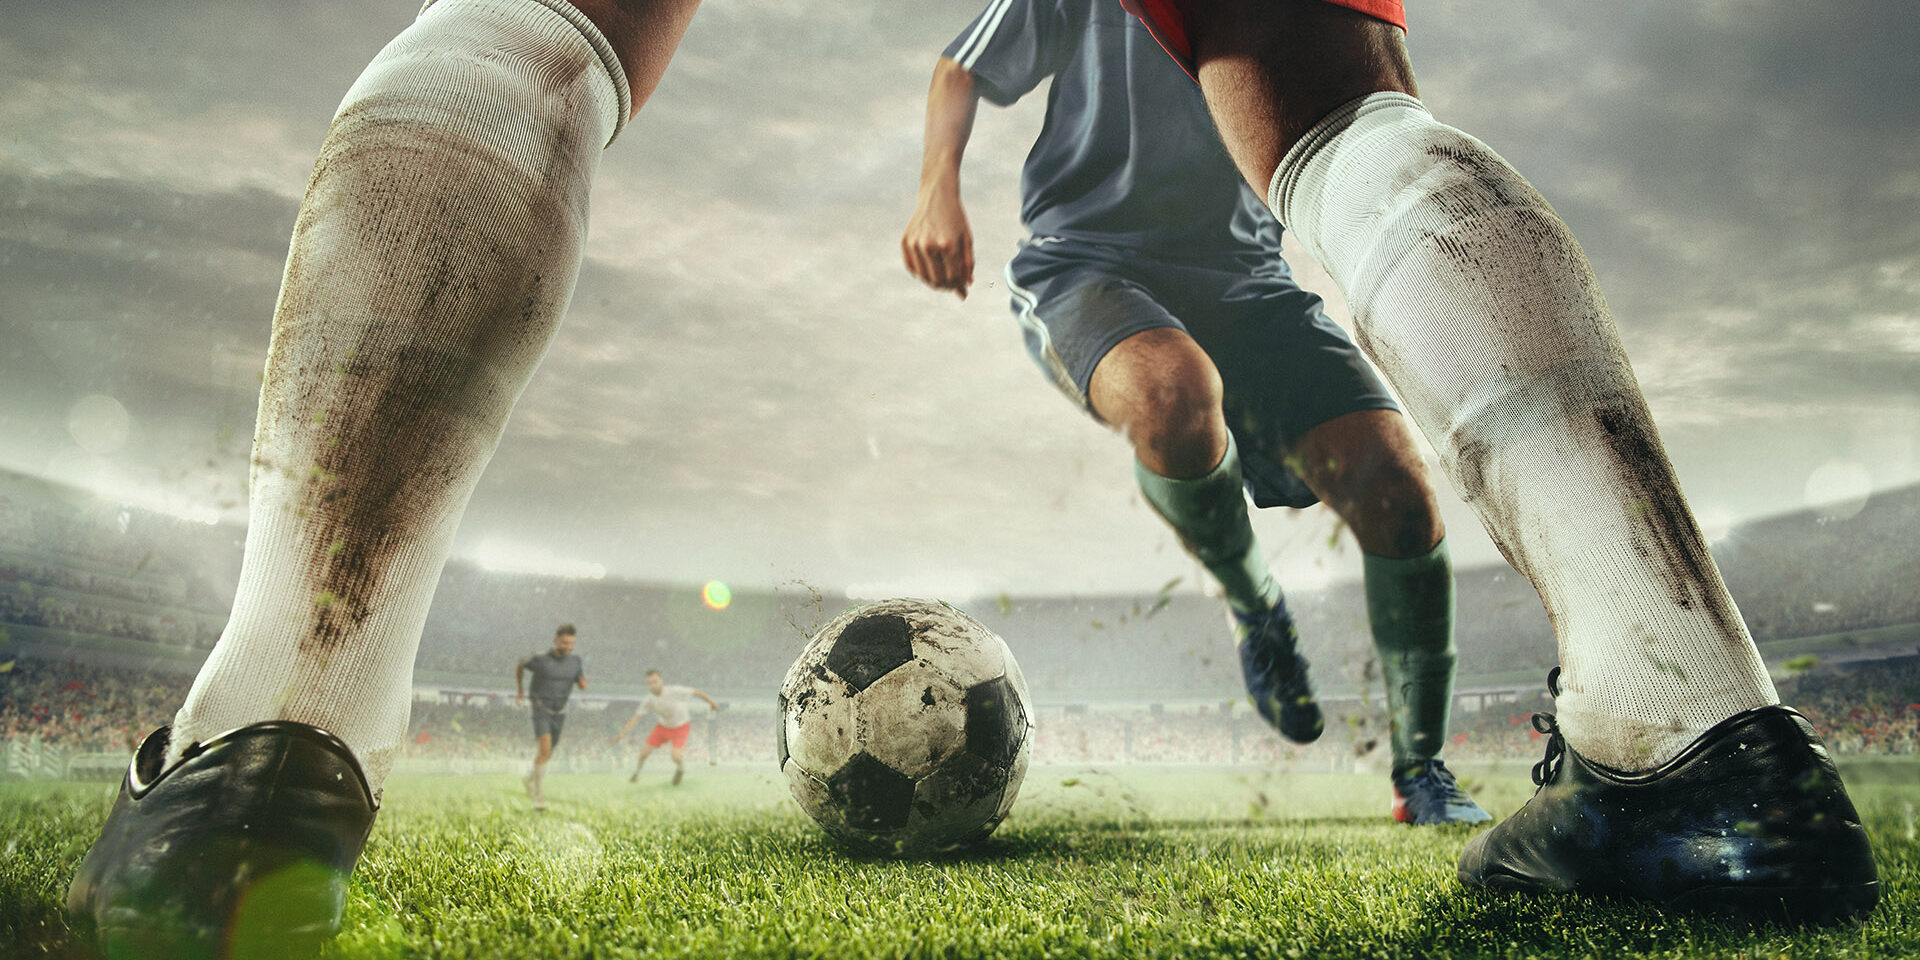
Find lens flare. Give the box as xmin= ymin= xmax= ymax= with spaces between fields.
xmin=702 ymin=580 xmax=732 ymax=611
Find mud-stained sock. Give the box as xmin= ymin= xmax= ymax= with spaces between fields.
xmin=1271 ymin=93 xmax=1776 ymax=771
xmin=1134 ymin=435 xmax=1283 ymax=616
xmin=1364 ymin=539 xmax=1457 ymax=768
xmin=168 ymin=0 xmax=629 ymax=797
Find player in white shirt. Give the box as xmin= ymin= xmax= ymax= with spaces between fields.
xmin=612 ymin=669 xmax=717 ymax=785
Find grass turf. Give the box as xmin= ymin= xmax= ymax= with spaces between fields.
xmin=2 ymin=763 xmax=1914 ymax=959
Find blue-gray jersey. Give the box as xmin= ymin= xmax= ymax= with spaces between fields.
xmin=944 ymin=0 xmax=1284 ymax=256
xmin=520 ymin=651 xmax=584 ymax=707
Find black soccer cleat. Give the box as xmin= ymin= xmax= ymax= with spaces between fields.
xmin=67 ymin=721 xmax=379 ymax=959
xmin=1459 ymin=676 xmax=1879 ymax=921
xmin=1233 ymin=602 xmax=1324 ymax=743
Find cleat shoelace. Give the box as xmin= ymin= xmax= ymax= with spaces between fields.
xmin=1530 ymin=713 xmax=1565 ymax=787
xmin=1527 ymin=666 xmax=1568 ymax=788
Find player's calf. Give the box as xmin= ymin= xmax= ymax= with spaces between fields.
xmin=72 ymin=0 xmax=629 ymax=948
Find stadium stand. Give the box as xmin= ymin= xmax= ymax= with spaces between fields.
xmin=4 ymin=467 xmax=1917 ymax=776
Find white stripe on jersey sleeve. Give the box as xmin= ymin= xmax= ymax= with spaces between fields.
xmin=956 ymin=0 xmax=1018 ymax=71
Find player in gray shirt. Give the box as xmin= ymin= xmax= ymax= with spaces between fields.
xmin=903 ymin=0 xmax=1482 ymax=823
xmin=515 ymin=623 xmax=585 ymax=810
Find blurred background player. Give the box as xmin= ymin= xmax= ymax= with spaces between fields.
xmin=903 ymin=0 xmax=1486 ymax=824
xmin=612 ymin=669 xmax=718 ymax=785
xmin=516 ymin=624 xmax=587 ymax=810
xmin=1116 ymin=0 xmax=1877 ymax=916
xmin=65 ymin=0 xmax=707 ymax=954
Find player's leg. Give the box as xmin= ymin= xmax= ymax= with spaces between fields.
xmin=1286 ymin=410 xmax=1486 ymax=824
xmin=527 ymin=728 xmax=555 ymax=802
xmin=631 ymin=742 xmax=655 ymax=781
xmin=1005 ymin=251 xmax=1321 ymax=743
xmin=1092 ymin=329 xmax=1324 ymax=745
xmin=1186 ymin=0 xmax=1777 ymax=767
xmin=1089 ymin=328 xmax=1281 ymax=614
xmin=1138 ymin=0 xmax=1874 ymax=915
xmin=68 ymin=0 xmax=703 ymax=951
xmin=536 ymin=719 xmax=564 ymax=808
xmin=669 ymin=742 xmax=686 ymax=785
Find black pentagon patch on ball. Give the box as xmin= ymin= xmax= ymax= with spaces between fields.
xmin=824 ymin=613 xmax=916 ymax=692
xmin=775 ymin=693 xmax=790 ymax=767
xmin=964 ymin=676 xmax=1025 ymax=767
xmin=826 ymin=752 xmax=916 ymax=832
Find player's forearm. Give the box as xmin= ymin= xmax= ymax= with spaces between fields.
xmin=917 ymin=57 xmax=979 ymax=199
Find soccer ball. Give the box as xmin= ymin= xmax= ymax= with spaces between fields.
xmin=778 ymin=598 xmax=1032 ymax=855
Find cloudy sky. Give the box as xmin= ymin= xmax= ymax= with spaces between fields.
xmin=2 ymin=0 xmax=1915 ymax=597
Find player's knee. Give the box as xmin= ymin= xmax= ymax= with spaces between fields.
xmin=1365 ymin=493 xmax=1443 ymax=558
xmin=1340 ymin=462 xmax=1442 ymax=557
xmin=1100 ymin=331 xmax=1226 ymax=476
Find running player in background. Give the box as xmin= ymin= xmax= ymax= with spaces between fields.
xmin=516 ymin=624 xmax=586 ymax=810
xmin=612 ymin=669 xmax=717 ymax=786
xmin=905 ymin=0 xmax=1487 ymax=824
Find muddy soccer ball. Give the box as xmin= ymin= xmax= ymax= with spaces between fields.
xmin=778 ymin=598 xmax=1032 ymax=855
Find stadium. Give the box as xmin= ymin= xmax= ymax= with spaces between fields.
xmin=5 ymin=0 xmax=1918 ymax=956
xmin=5 ymin=466 xmax=1916 ymax=957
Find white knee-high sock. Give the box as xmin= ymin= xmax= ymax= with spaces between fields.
xmin=170 ymin=0 xmax=628 ymax=794
xmin=1270 ymin=93 xmax=1776 ymax=771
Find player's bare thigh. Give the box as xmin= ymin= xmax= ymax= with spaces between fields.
xmin=561 ymin=0 xmax=705 ymax=115
xmin=1183 ymin=0 xmax=1417 ymax=190
xmin=1286 ymin=408 xmax=1442 ymax=558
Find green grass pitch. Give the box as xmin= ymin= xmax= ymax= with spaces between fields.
xmin=3 ymin=763 xmax=1914 ymax=959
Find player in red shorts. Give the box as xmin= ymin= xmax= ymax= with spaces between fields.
xmin=1117 ymin=0 xmax=1876 ymax=918
xmin=612 ymin=669 xmax=718 ymax=786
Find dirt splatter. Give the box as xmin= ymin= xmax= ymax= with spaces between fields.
xmin=1593 ymin=404 xmax=1741 ymax=637
xmin=1448 ymin=435 xmax=1531 ymax=582
xmin=267 ymin=99 xmax=587 ymax=656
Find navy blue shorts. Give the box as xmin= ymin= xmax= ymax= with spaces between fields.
xmin=1005 ymin=237 xmax=1398 ymax=508
xmin=530 ymin=701 xmax=567 ymax=745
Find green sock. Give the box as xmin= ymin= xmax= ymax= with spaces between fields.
xmin=1134 ymin=435 xmax=1281 ymax=615
xmin=1364 ymin=537 xmax=1457 ymax=770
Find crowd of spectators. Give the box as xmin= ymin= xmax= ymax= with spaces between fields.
xmin=0 ymin=659 xmax=178 ymax=754
xmin=2 ymin=479 xmax=237 ymax=653
xmin=7 ymin=470 xmax=1920 ymax=701
xmin=1782 ymin=658 xmax=1920 ymax=755
xmin=4 ymin=467 xmax=1919 ymax=760
xmin=10 ymin=656 xmax=1911 ymax=775
xmin=0 ymin=586 xmax=221 ymax=649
